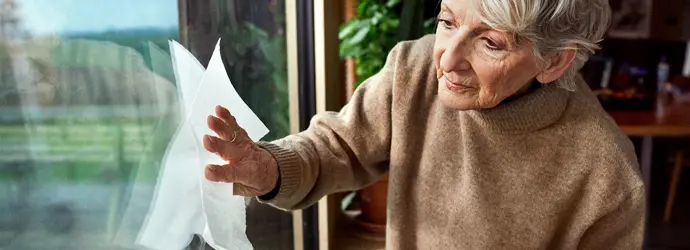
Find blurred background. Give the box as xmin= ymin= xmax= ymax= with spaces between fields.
xmin=0 ymin=0 xmax=688 ymax=250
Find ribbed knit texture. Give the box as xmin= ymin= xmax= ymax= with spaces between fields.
xmin=255 ymin=142 xmax=302 ymax=205
xmin=259 ymin=35 xmax=645 ymax=250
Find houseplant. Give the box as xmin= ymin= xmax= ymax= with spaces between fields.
xmin=338 ymin=0 xmax=435 ymax=235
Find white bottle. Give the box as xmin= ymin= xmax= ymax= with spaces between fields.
xmin=656 ymin=56 xmax=670 ymax=120
xmin=658 ymin=56 xmax=670 ymax=92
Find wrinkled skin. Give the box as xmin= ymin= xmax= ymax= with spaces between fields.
xmin=433 ymin=0 xmax=544 ymax=110
xmin=202 ymin=105 xmax=278 ymax=197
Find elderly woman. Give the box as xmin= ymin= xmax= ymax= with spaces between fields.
xmin=203 ymin=0 xmax=644 ymax=249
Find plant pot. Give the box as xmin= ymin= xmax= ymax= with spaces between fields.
xmin=354 ymin=173 xmax=388 ymax=235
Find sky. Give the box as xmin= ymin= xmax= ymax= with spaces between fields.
xmin=19 ymin=0 xmax=178 ymax=35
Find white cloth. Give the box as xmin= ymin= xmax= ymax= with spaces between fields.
xmin=135 ymin=39 xmax=267 ymax=250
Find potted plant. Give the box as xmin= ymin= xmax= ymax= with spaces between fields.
xmin=338 ymin=0 xmax=434 ymax=235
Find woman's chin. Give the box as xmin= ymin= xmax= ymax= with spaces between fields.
xmin=438 ymin=88 xmax=478 ymax=110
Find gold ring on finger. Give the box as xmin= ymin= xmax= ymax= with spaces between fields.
xmin=230 ymin=130 xmax=238 ymax=143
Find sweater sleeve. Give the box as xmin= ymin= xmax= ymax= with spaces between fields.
xmin=578 ymin=186 xmax=646 ymax=250
xmin=253 ymin=44 xmax=402 ymax=211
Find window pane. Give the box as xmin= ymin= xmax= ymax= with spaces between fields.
xmin=0 ymin=0 xmax=292 ymax=249
xmin=183 ymin=0 xmax=293 ymax=249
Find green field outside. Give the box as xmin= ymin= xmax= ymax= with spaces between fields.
xmin=0 ymin=117 xmax=173 ymax=184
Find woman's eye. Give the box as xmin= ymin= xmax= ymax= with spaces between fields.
xmin=483 ymin=38 xmax=501 ymax=51
xmin=436 ymin=18 xmax=453 ymax=29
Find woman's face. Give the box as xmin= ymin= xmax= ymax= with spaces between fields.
xmin=433 ymin=0 xmax=543 ymax=110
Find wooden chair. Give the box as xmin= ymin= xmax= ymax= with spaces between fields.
xmin=664 ymin=150 xmax=688 ymax=222
xmin=663 ymin=76 xmax=690 ymax=222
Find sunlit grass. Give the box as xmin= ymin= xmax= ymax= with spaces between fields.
xmin=0 ymin=117 xmax=172 ymax=183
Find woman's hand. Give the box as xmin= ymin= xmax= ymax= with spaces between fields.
xmin=203 ymin=105 xmax=279 ymax=197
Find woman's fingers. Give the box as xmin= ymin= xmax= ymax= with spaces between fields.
xmin=213 ymin=106 xmax=240 ymax=140
xmin=204 ymin=162 xmax=260 ymax=192
xmin=207 ymin=115 xmax=235 ymax=141
xmin=203 ymin=134 xmax=246 ymax=163
xmin=209 ymin=106 xmax=251 ymax=143
xmin=215 ymin=105 xmax=233 ymax=123
xmin=204 ymin=164 xmax=227 ymax=182
xmin=205 ymin=164 xmax=251 ymax=195
xmin=203 ymin=105 xmax=278 ymax=198
xmin=205 ymin=106 xmax=252 ymax=162
xmin=205 ymin=163 xmax=246 ymax=184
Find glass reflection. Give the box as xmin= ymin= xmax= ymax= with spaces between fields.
xmin=0 ymin=0 xmax=292 ymax=249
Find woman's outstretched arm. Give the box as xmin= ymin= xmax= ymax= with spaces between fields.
xmin=255 ymin=45 xmax=403 ymax=210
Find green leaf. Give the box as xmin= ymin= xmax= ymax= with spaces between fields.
xmin=371 ymin=12 xmax=383 ymax=25
xmin=356 ymin=19 xmax=373 ymax=30
xmin=344 ymin=0 xmax=428 ymax=91
xmin=386 ymin=0 xmax=401 ymax=8
xmin=367 ymin=4 xmax=380 ymax=17
xmin=339 ymin=43 xmax=354 ymax=58
xmin=385 ymin=19 xmax=400 ymax=30
xmin=338 ymin=20 xmax=358 ymax=40
xmin=371 ymin=58 xmax=384 ymax=71
xmin=345 ymin=23 xmax=371 ymax=46
xmin=356 ymin=65 xmax=368 ymax=76
xmin=357 ymin=2 xmax=368 ymax=16
xmin=352 ymin=47 xmax=366 ymax=57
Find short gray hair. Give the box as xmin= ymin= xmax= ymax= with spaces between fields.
xmin=473 ymin=0 xmax=611 ymax=91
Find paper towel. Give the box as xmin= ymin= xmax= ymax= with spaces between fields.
xmin=135 ymin=39 xmax=268 ymax=250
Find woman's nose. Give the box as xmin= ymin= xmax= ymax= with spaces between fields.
xmin=440 ymin=27 xmax=472 ymax=72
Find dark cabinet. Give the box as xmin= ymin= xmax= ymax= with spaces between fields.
xmin=608 ymin=0 xmax=690 ymax=41
xmin=649 ymin=0 xmax=690 ymax=41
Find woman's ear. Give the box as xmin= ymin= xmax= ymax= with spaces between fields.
xmin=536 ymin=48 xmax=577 ymax=84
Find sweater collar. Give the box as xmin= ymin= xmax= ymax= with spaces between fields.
xmin=464 ymin=82 xmax=570 ymax=134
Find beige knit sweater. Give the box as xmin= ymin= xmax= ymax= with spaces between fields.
xmin=257 ymin=35 xmax=645 ymax=249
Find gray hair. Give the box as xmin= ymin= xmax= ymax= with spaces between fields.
xmin=472 ymin=0 xmax=611 ymax=91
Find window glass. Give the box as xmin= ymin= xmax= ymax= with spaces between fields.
xmin=0 ymin=0 xmax=292 ymax=249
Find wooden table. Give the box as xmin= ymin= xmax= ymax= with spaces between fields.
xmin=609 ymin=104 xmax=690 ymax=195
xmin=607 ymin=103 xmax=690 ymax=245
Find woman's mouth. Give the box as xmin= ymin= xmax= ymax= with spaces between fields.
xmin=441 ymin=75 xmax=472 ymax=92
